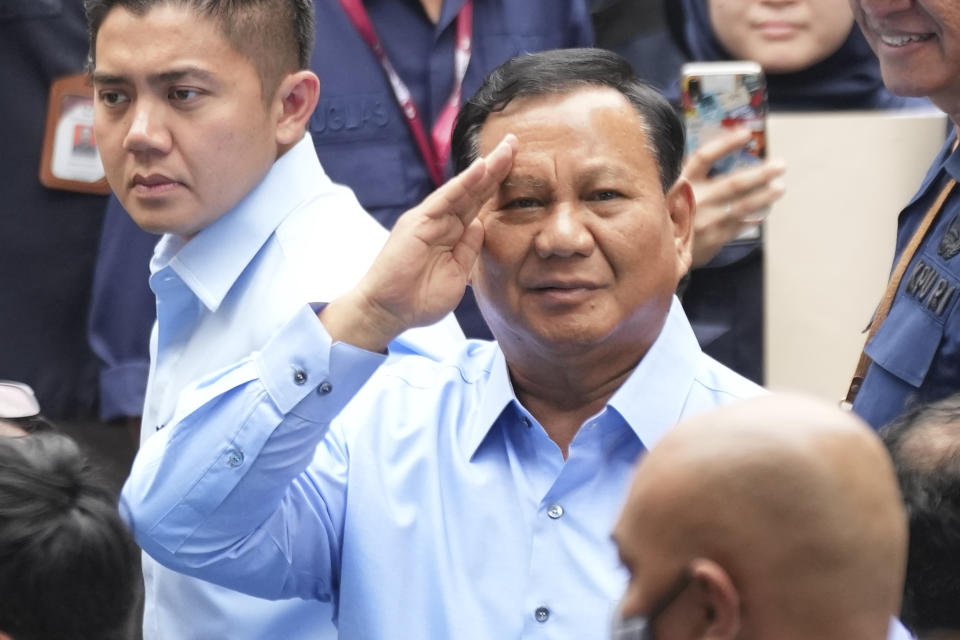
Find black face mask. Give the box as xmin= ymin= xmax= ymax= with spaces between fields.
xmin=610 ymin=569 xmax=692 ymax=640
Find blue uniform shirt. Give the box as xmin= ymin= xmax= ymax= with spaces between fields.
xmin=854 ymin=130 xmax=960 ymax=429
xmin=1 ymin=0 xmax=108 ymax=417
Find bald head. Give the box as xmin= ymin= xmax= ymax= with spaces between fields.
xmin=613 ymin=394 xmax=907 ymax=640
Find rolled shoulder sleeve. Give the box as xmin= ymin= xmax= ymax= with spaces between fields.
xmin=120 ymin=303 xmax=385 ymax=600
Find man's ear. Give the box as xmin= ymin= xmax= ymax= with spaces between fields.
xmin=273 ymin=70 xmax=321 ymax=146
xmin=665 ymin=177 xmax=695 ymax=279
xmin=688 ymin=558 xmax=740 ymax=640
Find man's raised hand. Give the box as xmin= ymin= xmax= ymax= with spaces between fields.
xmin=320 ymin=135 xmax=518 ymax=352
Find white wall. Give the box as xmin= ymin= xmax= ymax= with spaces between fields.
xmin=764 ymin=110 xmax=948 ymax=400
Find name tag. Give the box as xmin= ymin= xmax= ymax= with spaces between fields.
xmin=39 ymin=73 xmax=110 ymax=195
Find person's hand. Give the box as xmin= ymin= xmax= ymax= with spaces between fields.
xmin=682 ymin=128 xmax=786 ymax=267
xmin=320 ymin=135 xmax=518 ymax=352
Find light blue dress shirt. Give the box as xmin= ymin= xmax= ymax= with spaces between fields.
xmin=135 ymin=134 xmax=465 ymax=640
xmin=888 ymin=618 xmax=915 ymax=640
xmin=124 ymin=298 xmax=762 ymax=639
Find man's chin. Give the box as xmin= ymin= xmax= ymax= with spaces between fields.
xmin=128 ymin=213 xmax=191 ymax=237
xmin=126 ymin=215 xmax=169 ymax=236
xmin=883 ymin=80 xmax=929 ymax=98
xmin=877 ymin=64 xmax=941 ymax=99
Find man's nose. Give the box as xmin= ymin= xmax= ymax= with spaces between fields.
xmin=123 ymin=100 xmax=172 ymax=155
xmin=534 ymin=203 xmax=594 ymax=259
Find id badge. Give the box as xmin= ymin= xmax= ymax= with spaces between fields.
xmin=39 ymin=73 xmax=110 ymax=195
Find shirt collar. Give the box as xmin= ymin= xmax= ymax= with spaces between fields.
xmin=607 ymin=297 xmax=701 ymax=451
xmin=906 ymin=128 xmax=960 ymax=208
xmin=155 ymin=135 xmax=328 ymax=312
xmin=944 ymin=128 xmax=960 ymax=182
xmin=462 ymin=344 xmax=516 ymax=460
xmin=461 ymin=296 xmax=701 ymax=458
xmin=435 ymin=0 xmax=470 ymax=35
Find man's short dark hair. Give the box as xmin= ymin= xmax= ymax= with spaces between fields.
xmin=84 ymin=0 xmax=315 ymax=99
xmin=882 ymin=395 xmax=960 ymax=637
xmin=0 ymin=428 xmax=138 ymax=640
xmin=451 ymin=48 xmax=685 ymax=192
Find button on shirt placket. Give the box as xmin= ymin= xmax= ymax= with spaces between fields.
xmin=528 ymin=497 xmax=566 ymax=631
xmin=517 ymin=411 xmax=577 ymax=635
xmin=522 ymin=410 xmax=627 ymax=637
xmin=147 ymin=269 xmax=200 ymax=435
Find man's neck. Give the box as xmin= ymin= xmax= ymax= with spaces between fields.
xmin=419 ymin=0 xmax=443 ymax=23
xmin=506 ymin=347 xmax=644 ymax=459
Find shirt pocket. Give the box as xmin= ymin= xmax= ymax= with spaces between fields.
xmin=865 ymin=295 xmax=946 ymax=388
xmin=0 ymin=0 xmax=61 ymax=20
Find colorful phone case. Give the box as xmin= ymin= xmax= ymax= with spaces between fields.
xmin=681 ymin=61 xmax=767 ymax=177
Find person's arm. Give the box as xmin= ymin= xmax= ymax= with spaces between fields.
xmin=121 ymin=136 xmax=517 ymax=598
xmin=121 ymin=303 xmax=383 ymax=599
xmin=682 ymin=128 xmax=786 ymax=267
xmin=88 ymin=196 xmax=157 ymax=422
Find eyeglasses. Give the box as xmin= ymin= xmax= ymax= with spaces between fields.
xmin=0 ymin=380 xmax=41 ymax=419
xmin=611 ymin=569 xmax=693 ymax=640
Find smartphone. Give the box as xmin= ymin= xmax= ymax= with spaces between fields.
xmin=681 ymin=61 xmax=768 ymax=240
xmin=680 ymin=60 xmax=767 ymax=177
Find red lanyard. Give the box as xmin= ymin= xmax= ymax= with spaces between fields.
xmin=338 ymin=0 xmax=474 ymax=186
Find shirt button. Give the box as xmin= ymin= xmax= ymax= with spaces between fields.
xmin=293 ymin=369 xmax=308 ymax=385
xmin=534 ymin=606 xmax=550 ymax=623
xmin=226 ymin=449 xmax=244 ymax=468
xmin=520 ymin=416 xmax=530 ymax=427
xmin=317 ymin=381 xmax=333 ymax=395
xmin=547 ymin=504 xmax=564 ymax=519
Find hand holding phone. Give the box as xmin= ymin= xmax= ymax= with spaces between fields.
xmin=682 ymin=129 xmax=786 ymax=266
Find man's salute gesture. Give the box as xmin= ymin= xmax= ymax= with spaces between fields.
xmin=321 ymin=135 xmax=517 ymax=352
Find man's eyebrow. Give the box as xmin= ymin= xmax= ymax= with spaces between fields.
xmin=91 ymin=67 xmax=217 ymax=86
xmin=153 ymin=67 xmax=217 ymax=85
xmin=502 ymin=174 xmax=548 ymax=190
xmin=91 ymin=71 xmax=126 ymax=85
xmin=582 ymin=164 xmax=629 ymax=181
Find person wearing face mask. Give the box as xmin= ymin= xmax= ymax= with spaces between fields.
xmin=662 ymin=0 xmax=928 ymax=385
xmin=612 ymin=394 xmax=912 ymax=640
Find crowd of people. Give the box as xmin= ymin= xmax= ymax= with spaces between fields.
xmin=4 ymin=0 xmax=960 ymax=639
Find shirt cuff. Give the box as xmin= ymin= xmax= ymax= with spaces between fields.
xmin=254 ymin=303 xmax=386 ymax=419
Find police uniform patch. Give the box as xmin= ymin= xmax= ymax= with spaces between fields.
xmin=904 ymin=258 xmax=956 ymax=317
xmin=938 ymin=214 xmax=960 ymax=259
